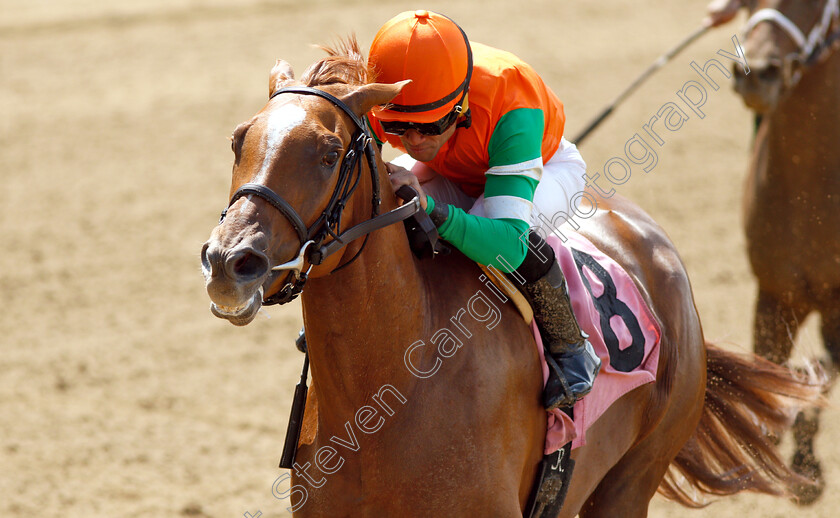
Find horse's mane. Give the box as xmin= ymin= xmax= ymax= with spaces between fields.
xmin=301 ymin=35 xmax=374 ymax=87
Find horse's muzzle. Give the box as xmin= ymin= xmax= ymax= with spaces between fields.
xmin=201 ymin=239 xmax=270 ymax=325
xmin=208 ymin=288 xmax=263 ymax=326
xmin=733 ymin=60 xmax=785 ymax=113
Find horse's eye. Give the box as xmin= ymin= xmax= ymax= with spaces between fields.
xmin=322 ymin=151 xmax=340 ymax=167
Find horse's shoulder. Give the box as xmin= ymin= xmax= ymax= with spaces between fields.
xmin=415 ymin=248 xmax=534 ymax=336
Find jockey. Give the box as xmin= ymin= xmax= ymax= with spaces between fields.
xmin=367 ymin=10 xmax=601 ymax=410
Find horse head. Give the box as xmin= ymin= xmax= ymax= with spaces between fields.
xmin=734 ymin=0 xmax=840 ymax=112
xmin=201 ymin=44 xmax=407 ymax=325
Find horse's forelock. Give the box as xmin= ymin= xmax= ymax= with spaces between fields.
xmin=302 ymin=35 xmax=373 ymax=87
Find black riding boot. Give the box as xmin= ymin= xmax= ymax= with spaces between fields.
xmin=509 ymin=232 xmax=601 ymax=410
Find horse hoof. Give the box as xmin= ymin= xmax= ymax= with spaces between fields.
xmin=790 ymin=451 xmax=824 ymax=506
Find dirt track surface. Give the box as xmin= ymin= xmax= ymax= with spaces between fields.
xmin=2 ymin=0 xmax=837 ymax=516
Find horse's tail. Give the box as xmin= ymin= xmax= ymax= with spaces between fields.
xmin=658 ymin=342 xmax=824 ymax=507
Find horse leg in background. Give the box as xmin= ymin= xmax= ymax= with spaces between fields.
xmin=786 ymin=304 xmax=840 ymax=504
xmin=753 ymin=288 xmax=823 ymax=504
xmin=790 ymin=405 xmax=824 ymax=505
xmin=753 ymin=289 xmax=809 ymax=365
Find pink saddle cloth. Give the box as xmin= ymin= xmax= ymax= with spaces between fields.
xmin=537 ymin=234 xmax=661 ymax=453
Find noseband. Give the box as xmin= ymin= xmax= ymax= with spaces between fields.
xmin=219 ymin=86 xmax=422 ymax=305
xmin=742 ymin=0 xmax=840 ymax=88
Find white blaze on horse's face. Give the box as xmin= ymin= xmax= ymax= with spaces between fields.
xmin=253 ymin=102 xmax=307 ymax=185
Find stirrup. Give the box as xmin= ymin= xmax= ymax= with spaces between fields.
xmin=544 ymin=354 xmax=577 ymax=409
xmin=543 ymin=340 xmax=600 ymax=410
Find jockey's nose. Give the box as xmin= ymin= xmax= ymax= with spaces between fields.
xmin=402 ymin=129 xmax=426 ymax=145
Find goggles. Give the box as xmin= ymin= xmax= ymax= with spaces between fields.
xmin=380 ymin=105 xmax=466 ymax=136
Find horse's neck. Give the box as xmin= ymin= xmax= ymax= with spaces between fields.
xmin=754 ymin=50 xmax=840 ymax=188
xmin=300 ymin=197 xmax=433 ymax=423
xmin=767 ymin=50 xmax=840 ymax=149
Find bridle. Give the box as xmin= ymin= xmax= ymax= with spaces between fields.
xmin=742 ymin=0 xmax=840 ymax=88
xmin=219 ymin=86 xmax=422 ymax=305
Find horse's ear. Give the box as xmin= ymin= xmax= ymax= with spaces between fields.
xmin=269 ymin=60 xmax=296 ymax=98
xmin=343 ymin=80 xmax=411 ymax=118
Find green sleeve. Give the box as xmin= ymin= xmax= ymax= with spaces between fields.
xmin=425 ymin=173 xmax=537 ymax=271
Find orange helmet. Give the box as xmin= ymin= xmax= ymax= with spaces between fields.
xmin=369 ymin=10 xmax=473 ymax=123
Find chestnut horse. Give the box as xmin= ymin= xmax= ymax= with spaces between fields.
xmin=733 ymin=0 xmax=840 ymax=502
xmin=201 ymin=41 xmax=818 ymax=516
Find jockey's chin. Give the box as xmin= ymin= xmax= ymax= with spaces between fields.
xmin=403 ymin=145 xmax=439 ymax=163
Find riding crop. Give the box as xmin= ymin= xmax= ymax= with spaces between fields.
xmin=572 ymin=24 xmax=710 ymax=144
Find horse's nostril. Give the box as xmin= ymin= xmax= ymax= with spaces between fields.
xmin=229 ymin=250 xmax=269 ymax=280
xmin=201 ymin=243 xmax=212 ymax=271
xmin=202 ymin=242 xmax=225 ymax=276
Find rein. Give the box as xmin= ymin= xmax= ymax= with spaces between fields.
xmin=219 ymin=86 xmax=422 ymax=305
xmin=742 ymin=0 xmax=840 ymax=88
